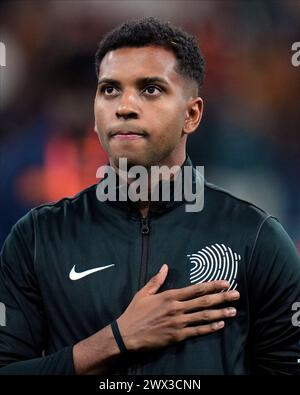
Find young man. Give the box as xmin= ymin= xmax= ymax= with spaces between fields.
xmin=0 ymin=17 xmax=299 ymax=375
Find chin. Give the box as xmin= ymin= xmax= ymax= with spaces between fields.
xmin=112 ymin=154 xmax=151 ymax=170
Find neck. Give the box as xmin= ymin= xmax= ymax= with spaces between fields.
xmin=109 ymin=155 xmax=188 ymax=217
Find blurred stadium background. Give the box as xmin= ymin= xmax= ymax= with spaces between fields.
xmin=0 ymin=0 xmax=299 ymax=250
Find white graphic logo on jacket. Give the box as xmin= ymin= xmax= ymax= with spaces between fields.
xmin=187 ymin=244 xmax=240 ymax=290
xmin=69 ymin=264 xmax=115 ymax=280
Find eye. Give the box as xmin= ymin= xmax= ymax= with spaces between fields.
xmin=142 ymin=85 xmax=162 ymax=96
xmin=100 ymin=85 xmax=119 ymax=96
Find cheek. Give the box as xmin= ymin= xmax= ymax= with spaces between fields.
xmin=155 ymin=110 xmax=185 ymax=141
xmin=95 ymin=102 xmax=111 ymax=131
xmin=155 ymin=100 xmax=185 ymax=127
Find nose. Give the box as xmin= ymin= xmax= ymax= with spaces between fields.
xmin=116 ymin=90 xmax=139 ymax=120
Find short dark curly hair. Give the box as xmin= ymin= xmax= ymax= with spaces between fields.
xmin=95 ymin=17 xmax=205 ymax=94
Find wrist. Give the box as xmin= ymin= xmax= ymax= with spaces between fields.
xmin=73 ymin=324 xmax=121 ymax=374
xmin=116 ymin=319 xmax=140 ymax=352
xmin=111 ymin=320 xmax=128 ymax=353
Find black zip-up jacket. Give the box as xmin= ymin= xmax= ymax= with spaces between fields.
xmin=0 ymin=158 xmax=300 ymax=374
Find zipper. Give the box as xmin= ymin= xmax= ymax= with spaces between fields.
xmin=138 ymin=216 xmax=150 ymax=289
xmin=130 ymin=216 xmax=150 ymax=375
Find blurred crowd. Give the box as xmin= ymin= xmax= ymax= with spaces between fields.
xmin=0 ymin=0 xmax=300 ymax=250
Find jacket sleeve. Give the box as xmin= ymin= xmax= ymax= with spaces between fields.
xmin=248 ymin=216 xmax=300 ymax=374
xmin=0 ymin=212 xmax=75 ymax=374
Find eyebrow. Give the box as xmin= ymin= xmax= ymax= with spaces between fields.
xmin=97 ymin=76 xmax=170 ymax=87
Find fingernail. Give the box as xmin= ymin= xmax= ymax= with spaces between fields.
xmin=214 ymin=321 xmax=224 ymax=329
xmin=159 ymin=264 xmax=167 ymax=273
xmin=231 ymin=291 xmax=240 ymax=299
xmin=228 ymin=307 xmax=236 ymax=316
xmin=222 ymin=281 xmax=230 ymax=288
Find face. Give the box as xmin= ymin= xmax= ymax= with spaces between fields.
xmin=94 ymin=45 xmax=203 ymax=170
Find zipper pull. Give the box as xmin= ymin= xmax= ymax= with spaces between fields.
xmin=141 ymin=217 xmax=150 ymax=235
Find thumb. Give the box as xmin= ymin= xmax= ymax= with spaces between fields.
xmin=139 ymin=264 xmax=168 ymax=296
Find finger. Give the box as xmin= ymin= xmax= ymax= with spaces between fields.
xmin=184 ymin=307 xmax=237 ymax=325
xmin=182 ymin=290 xmax=240 ymax=313
xmin=180 ymin=321 xmax=226 ymax=340
xmin=168 ymin=280 xmax=230 ymax=302
xmin=139 ymin=264 xmax=168 ymax=296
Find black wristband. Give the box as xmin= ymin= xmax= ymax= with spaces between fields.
xmin=111 ymin=320 xmax=128 ymax=353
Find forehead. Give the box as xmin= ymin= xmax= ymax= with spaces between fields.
xmin=99 ymin=45 xmax=183 ymax=85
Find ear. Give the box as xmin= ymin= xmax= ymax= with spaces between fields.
xmin=183 ymin=97 xmax=203 ymax=135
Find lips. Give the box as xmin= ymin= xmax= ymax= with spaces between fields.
xmin=109 ymin=128 xmax=148 ymax=139
xmin=112 ymin=131 xmax=144 ymax=136
xmin=111 ymin=132 xmax=145 ymax=140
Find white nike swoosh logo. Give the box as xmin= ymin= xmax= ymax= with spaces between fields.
xmin=69 ymin=264 xmax=115 ymax=280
